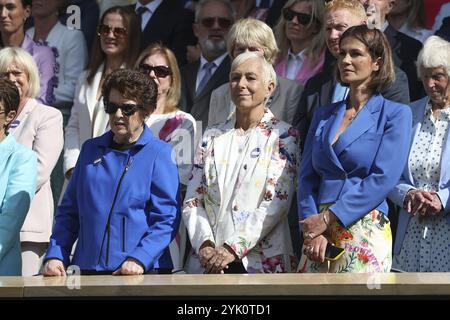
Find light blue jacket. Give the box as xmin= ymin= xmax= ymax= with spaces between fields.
xmin=45 ymin=126 xmax=181 ymax=272
xmin=298 ymin=94 xmax=412 ymax=227
xmin=0 ymin=134 xmax=37 ymax=275
xmin=388 ymin=97 xmax=450 ymax=255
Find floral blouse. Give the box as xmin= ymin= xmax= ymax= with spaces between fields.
xmin=183 ymin=109 xmax=300 ymax=273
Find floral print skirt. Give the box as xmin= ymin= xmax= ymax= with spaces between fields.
xmin=297 ymin=205 xmax=392 ymax=273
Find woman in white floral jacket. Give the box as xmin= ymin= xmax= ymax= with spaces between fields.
xmin=183 ymin=52 xmax=300 ymax=274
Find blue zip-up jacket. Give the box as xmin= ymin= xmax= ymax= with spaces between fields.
xmin=45 ymin=126 xmax=181 ymax=272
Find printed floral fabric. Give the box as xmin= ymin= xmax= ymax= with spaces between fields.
xmin=183 ymin=109 xmax=299 ymax=273
xmin=298 ymin=205 xmax=392 ymax=273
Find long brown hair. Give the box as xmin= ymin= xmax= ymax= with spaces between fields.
xmin=86 ymin=6 xmax=141 ymax=84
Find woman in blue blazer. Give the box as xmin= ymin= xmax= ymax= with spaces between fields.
xmin=297 ymin=25 xmax=412 ymax=273
xmin=389 ymin=36 xmax=450 ymax=272
xmin=0 ymin=79 xmax=37 ymax=275
xmin=42 ymin=70 xmax=180 ymax=276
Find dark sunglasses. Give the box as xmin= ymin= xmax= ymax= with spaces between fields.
xmin=97 ymin=24 xmax=128 ymax=38
xmin=139 ymin=64 xmax=172 ymax=78
xmin=104 ymin=102 xmax=143 ymax=116
xmin=282 ymin=8 xmax=313 ymax=25
xmin=200 ymin=17 xmax=232 ymax=29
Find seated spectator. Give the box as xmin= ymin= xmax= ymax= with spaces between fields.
xmin=387 ymin=0 xmax=433 ymax=43
xmin=274 ymin=0 xmax=326 ymax=86
xmin=0 ymin=0 xmax=57 ymax=105
xmin=208 ymin=18 xmax=303 ymax=127
xmin=129 ymin=0 xmax=196 ymax=66
xmin=297 ymin=26 xmax=411 ymax=273
xmin=389 ymin=36 xmax=450 ymax=272
xmin=0 ymin=78 xmax=37 ymax=276
xmin=136 ymin=43 xmax=197 ymax=272
xmin=358 ymin=0 xmax=424 ymax=101
xmin=43 ymin=69 xmax=181 ymax=276
xmin=180 ymin=0 xmax=235 ymax=130
xmin=64 ymin=6 xmax=140 ymax=181
xmin=183 ymin=52 xmax=299 ymax=274
xmin=27 ymin=0 xmax=88 ymax=112
xmin=0 ymin=47 xmax=63 ymax=276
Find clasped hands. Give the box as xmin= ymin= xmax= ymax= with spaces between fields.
xmin=299 ymin=210 xmax=336 ymax=263
xmin=404 ymin=189 xmax=442 ymax=217
xmin=198 ymin=241 xmax=237 ymax=274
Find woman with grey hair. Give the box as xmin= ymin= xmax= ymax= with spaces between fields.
xmin=183 ymin=51 xmax=299 ymax=274
xmin=0 ymin=47 xmax=63 ymax=276
xmin=208 ymin=18 xmax=303 ymax=127
xmin=389 ymin=35 xmax=450 ymax=272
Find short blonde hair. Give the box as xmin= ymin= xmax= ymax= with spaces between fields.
xmin=231 ymin=51 xmax=277 ymax=88
xmin=227 ymin=18 xmax=279 ymax=64
xmin=0 ymin=47 xmax=40 ymax=99
xmin=417 ymin=36 xmax=450 ymax=79
xmin=135 ymin=43 xmax=181 ymax=113
xmin=325 ymin=0 xmax=367 ymax=22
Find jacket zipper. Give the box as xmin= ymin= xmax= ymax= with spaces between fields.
xmin=97 ymin=156 xmax=132 ymax=267
xmin=122 ymin=217 xmax=126 ymax=252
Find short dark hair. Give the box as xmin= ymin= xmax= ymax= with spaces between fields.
xmin=0 ymin=78 xmax=20 ymax=114
xmin=336 ymin=25 xmax=395 ymax=93
xmin=102 ymin=69 xmax=157 ymax=118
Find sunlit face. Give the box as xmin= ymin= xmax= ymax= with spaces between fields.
xmin=232 ymin=43 xmax=265 ymax=59
xmin=193 ymin=0 xmax=232 ymax=58
xmin=0 ymin=0 xmax=30 ymax=34
xmin=230 ymin=58 xmax=274 ymax=112
xmin=108 ymin=88 xmax=145 ymax=144
xmin=421 ymin=66 xmax=450 ymax=107
xmin=142 ymin=53 xmax=172 ymax=97
xmin=0 ymin=63 xmax=29 ymax=99
xmin=100 ymin=12 xmax=128 ymax=59
xmin=338 ymin=36 xmax=380 ymax=88
xmin=325 ymin=9 xmax=366 ymax=58
xmin=285 ymin=1 xmax=318 ymax=45
xmin=358 ymin=0 xmax=394 ymax=23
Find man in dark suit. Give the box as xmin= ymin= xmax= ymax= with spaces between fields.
xmin=130 ymin=0 xmax=196 ymax=65
xmin=359 ymin=0 xmax=424 ymax=101
xmin=180 ymin=0 xmax=234 ymax=131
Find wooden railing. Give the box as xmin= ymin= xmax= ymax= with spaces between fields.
xmin=1 ymin=273 xmax=450 ymax=298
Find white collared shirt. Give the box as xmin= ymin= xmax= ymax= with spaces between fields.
xmin=196 ymin=53 xmax=228 ymax=92
xmin=136 ymin=0 xmax=163 ymax=31
xmin=285 ymin=48 xmax=306 ymax=81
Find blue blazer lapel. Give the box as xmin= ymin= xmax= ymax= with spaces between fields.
xmin=317 ymin=102 xmax=346 ymax=172
xmin=333 ymin=94 xmax=382 ymax=156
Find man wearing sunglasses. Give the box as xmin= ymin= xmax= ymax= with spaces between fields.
xmin=180 ymin=0 xmax=235 ymax=130
xmin=129 ymin=0 xmax=196 ymax=65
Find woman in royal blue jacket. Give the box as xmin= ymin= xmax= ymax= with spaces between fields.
xmin=43 ymin=69 xmax=180 ymax=275
xmin=297 ymin=25 xmax=412 ymax=273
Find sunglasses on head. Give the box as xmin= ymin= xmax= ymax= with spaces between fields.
xmin=139 ymin=64 xmax=172 ymax=78
xmin=97 ymin=24 xmax=128 ymax=38
xmin=282 ymin=8 xmax=313 ymax=25
xmin=104 ymin=102 xmax=143 ymax=116
xmin=200 ymin=17 xmax=232 ymax=29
